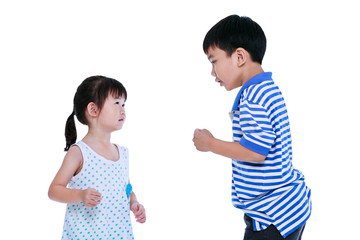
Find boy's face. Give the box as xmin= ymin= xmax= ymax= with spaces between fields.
xmin=206 ymin=46 xmax=243 ymax=91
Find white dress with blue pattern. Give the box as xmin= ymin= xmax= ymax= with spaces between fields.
xmin=61 ymin=141 xmax=134 ymax=240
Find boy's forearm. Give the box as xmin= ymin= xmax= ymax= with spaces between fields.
xmin=209 ymin=138 xmax=266 ymax=163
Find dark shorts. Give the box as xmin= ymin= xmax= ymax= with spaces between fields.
xmin=243 ymin=214 xmax=306 ymax=240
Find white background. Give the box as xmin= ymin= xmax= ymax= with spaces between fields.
xmin=1 ymin=0 xmax=359 ymax=239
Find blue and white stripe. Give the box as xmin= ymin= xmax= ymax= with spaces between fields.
xmin=230 ymin=72 xmax=311 ymax=238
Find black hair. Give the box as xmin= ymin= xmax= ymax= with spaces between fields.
xmin=203 ymin=15 xmax=266 ymax=64
xmin=64 ymin=75 xmax=127 ymax=151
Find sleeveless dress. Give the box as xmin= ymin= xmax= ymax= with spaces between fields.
xmin=61 ymin=141 xmax=134 ymax=240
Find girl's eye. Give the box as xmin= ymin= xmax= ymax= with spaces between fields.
xmin=115 ymin=102 xmax=125 ymax=108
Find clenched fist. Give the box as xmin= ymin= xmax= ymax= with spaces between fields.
xmin=81 ymin=188 xmax=102 ymax=208
xmin=193 ymin=128 xmax=214 ymax=152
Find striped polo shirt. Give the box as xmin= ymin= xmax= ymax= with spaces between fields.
xmin=230 ymin=72 xmax=311 ymax=238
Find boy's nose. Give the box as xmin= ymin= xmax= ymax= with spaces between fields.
xmin=211 ymin=67 xmax=216 ymax=77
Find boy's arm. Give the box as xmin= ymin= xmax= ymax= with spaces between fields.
xmin=193 ymin=128 xmax=266 ymax=163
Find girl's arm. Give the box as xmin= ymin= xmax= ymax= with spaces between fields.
xmin=48 ymin=146 xmax=102 ymax=208
xmin=130 ymin=191 xmax=146 ymax=223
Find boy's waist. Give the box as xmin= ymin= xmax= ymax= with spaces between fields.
xmin=231 ymin=172 xmax=308 ymax=204
xmin=231 ymin=163 xmax=306 ymax=198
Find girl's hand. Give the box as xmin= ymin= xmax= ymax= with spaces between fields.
xmin=81 ymin=188 xmax=102 ymax=208
xmin=131 ymin=202 xmax=146 ymax=223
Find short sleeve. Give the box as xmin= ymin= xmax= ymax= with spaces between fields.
xmin=238 ymin=100 xmax=276 ymax=156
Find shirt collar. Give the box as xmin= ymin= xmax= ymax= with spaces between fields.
xmin=231 ymin=72 xmax=273 ymax=111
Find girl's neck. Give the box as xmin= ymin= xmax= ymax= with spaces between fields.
xmin=82 ymin=128 xmax=119 ymax=162
xmin=83 ymin=127 xmax=112 ymax=145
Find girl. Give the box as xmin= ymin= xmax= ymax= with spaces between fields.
xmin=49 ymin=76 xmax=146 ymax=239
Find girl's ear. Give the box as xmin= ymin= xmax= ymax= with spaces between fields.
xmin=87 ymin=102 xmax=99 ymax=117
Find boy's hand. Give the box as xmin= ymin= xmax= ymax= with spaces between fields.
xmin=131 ymin=202 xmax=146 ymax=223
xmin=81 ymin=188 xmax=102 ymax=208
xmin=193 ymin=128 xmax=214 ymax=152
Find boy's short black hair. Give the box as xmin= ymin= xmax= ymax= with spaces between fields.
xmin=203 ymin=15 xmax=266 ymax=64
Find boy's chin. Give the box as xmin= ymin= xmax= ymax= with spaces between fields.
xmin=224 ymin=85 xmax=235 ymax=91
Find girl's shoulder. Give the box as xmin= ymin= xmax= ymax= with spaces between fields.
xmin=115 ymin=144 xmax=128 ymax=150
xmin=61 ymin=144 xmax=83 ymax=175
xmin=65 ymin=144 xmax=83 ymax=160
xmin=114 ymin=144 xmax=129 ymax=159
xmin=115 ymin=144 xmax=128 ymax=153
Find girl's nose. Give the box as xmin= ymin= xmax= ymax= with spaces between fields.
xmin=120 ymin=107 xmax=126 ymax=115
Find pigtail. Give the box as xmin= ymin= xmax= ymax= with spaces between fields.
xmin=64 ymin=111 xmax=77 ymax=151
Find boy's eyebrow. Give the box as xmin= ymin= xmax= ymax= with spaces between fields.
xmin=207 ymin=54 xmax=213 ymax=60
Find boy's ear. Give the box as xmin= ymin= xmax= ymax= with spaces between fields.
xmin=234 ymin=48 xmax=247 ymax=67
xmin=87 ymin=102 xmax=99 ymax=117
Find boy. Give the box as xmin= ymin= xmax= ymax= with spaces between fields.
xmin=193 ymin=15 xmax=311 ymax=240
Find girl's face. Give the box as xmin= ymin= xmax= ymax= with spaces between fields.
xmin=97 ymin=94 xmax=126 ymax=132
